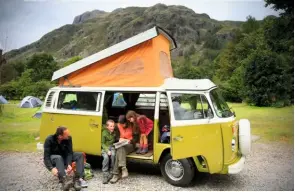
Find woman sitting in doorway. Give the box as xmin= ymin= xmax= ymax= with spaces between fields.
xmin=110 ymin=115 xmax=139 ymax=184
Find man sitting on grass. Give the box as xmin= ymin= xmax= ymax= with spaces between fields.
xmin=43 ymin=126 xmax=87 ymax=191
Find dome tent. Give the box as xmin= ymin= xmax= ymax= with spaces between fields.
xmin=0 ymin=95 xmax=8 ymax=104
xmin=32 ymin=104 xmax=44 ymax=118
xmin=19 ymin=96 xmax=43 ymax=108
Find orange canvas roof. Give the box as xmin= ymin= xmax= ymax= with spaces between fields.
xmin=52 ymin=26 xmax=177 ymax=87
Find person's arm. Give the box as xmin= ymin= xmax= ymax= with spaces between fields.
xmin=66 ymin=136 xmax=73 ymax=167
xmin=43 ymin=137 xmax=54 ymax=171
xmin=101 ymin=131 xmax=109 ymax=152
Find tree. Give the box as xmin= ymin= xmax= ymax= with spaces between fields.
xmin=25 ymin=53 xmax=58 ymax=82
xmin=0 ymin=80 xmax=19 ymax=100
xmin=0 ymin=63 xmax=17 ymax=84
xmin=244 ymin=50 xmax=290 ymax=106
xmin=241 ymin=16 xmax=260 ymax=34
xmin=63 ymin=56 xmax=82 ymax=67
xmin=265 ymin=0 xmax=294 ymax=15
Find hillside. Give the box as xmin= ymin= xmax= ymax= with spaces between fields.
xmin=4 ymin=3 xmax=242 ymax=63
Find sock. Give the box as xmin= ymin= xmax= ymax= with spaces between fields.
xmin=143 ymin=144 xmax=148 ymax=149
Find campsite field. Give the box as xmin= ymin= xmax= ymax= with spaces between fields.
xmin=0 ymin=103 xmax=293 ymax=152
xmin=0 ymin=104 xmax=41 ymax=151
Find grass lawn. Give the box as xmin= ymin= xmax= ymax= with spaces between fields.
xmin=0 ymin=102 xmax=293 ymax=152
xmin=0 ymin=104 xmax=41 ymax=152
xmin=229 ymin=103 xmax=294 ymax=144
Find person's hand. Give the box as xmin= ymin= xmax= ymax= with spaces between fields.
xmin=66 ymin=165 xmax=72 ymax=174
xmin=51 ymin=167 xmax=58 ymax=176
xmin=119 ymin=138 xmax=124 ymax=142
xmin=107 ymin=150 xmax=111 ymax=156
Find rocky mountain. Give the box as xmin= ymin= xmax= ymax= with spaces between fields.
xmin=4 ymin=3 xmax=243 ymax=63
xmin=73 ymin=10 xmax=107 ymax=24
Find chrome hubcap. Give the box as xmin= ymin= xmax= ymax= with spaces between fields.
xmin=165 ymin=159 xmax=184 ymax=181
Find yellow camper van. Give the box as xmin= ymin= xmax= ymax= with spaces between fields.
xmin=37 ymin=26 xmax=251 ymax=186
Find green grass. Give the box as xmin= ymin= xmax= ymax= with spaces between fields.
xmin=0 ymin=104 xmax=41 ymax=152
xmin=229 ymin=103 xmax=294 ymax=144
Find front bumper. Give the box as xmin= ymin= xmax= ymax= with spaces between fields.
xmin=228 ymin=156 xmax=245 ymax=174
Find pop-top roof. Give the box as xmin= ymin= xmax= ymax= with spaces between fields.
xmin=52 ymin=26 xmax=177 ymax=81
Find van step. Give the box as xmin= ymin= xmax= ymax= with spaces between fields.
xmin=127 ymin=151 xmax=153 ymax=160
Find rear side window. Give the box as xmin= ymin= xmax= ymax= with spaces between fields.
xmin=57 ymin=91 xmax=100 ymax=112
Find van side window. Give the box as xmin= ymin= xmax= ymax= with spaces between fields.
xmin=57 ymin=91 xmax=99 ymax=111
xmin=171 ymin=93 xmax=212 ymax=120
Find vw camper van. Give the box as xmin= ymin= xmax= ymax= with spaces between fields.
xmin=37 ymin=26 xmax=251 ymax=186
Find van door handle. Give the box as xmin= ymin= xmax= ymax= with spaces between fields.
xmin=89 ymin=123 xmax=99 ymax=128
xmin=173 ymin=136 xmax=183 ymax=142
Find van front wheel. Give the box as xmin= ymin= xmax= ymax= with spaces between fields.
xmin=160 ymin=154 xmax=195 ymax=187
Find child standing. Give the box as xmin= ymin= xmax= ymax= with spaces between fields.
xmin=126 ymin=110 xmax=153 ymax=154
xmin=101 ymin=119 xmax=116 ymax=184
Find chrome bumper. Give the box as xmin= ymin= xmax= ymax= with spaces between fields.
xmin=228 ymin=156 xmax=245 ymax=174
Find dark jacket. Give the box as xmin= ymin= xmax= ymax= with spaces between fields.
xmin=43 ymin=134 xmax=73 ymax=171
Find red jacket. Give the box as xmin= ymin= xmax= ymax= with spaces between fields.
xmin=137 ymin=115 xmax=153 ymax=135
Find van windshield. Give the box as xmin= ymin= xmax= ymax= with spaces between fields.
xmin=209 ymin=88 xmax=233 ymax=118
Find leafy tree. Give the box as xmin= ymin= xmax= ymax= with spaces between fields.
xmin=244 ymin=50 xmax=290 ymax=106
xmin=0 ymin=80 xmax=19 ymax=100
xmin=25 ymin=53 xmax=58 ymax=82
xmin=241 ymin=16 xmax=260 ymax=34
xmin=0 ymin=63 xmax=17 ymax=84
xmin=63 ymin=56 xmax=82 ymax=67
xmin=17 ymin=69 xmax=34 ymax=98
xmin=265 ymin=0 xmax=294 ymax=15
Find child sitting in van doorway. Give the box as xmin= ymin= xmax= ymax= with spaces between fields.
xmin=101 ymin=120 xmax=116 ymax=184
xmin=126 ymin=110 xmax=153 ymax=154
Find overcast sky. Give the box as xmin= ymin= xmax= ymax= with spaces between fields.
xmin=0 ymin=0 xmax=279 ymax=52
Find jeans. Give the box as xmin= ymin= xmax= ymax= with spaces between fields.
xmin=101 ymin=147 xmax=116 ymax=173
xmin=50 ymin=152 xmax=84 ymax=179
xmin=112 ymin=144 xmax=134 ymax=175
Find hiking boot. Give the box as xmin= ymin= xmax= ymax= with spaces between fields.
xmin=102 ymin=172 xmax=109 ymax=184
xmin=140 ymin=147 xmax=148 ymax=154
xmin=110 ymin=174 xmax=120 ymax=184
xmin=107 ymin=173 xmax=113 ymax=182
xmin=121 ymin=167 xmax=128 ymax=178
xmin=136 ymin=147 xmax=142 ymax=154
xmin=73 ymin=178 xmax=82 ymax=191
xmin=60 ymin=176 xmax=73 ymax=191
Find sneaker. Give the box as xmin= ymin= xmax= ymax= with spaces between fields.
xmin=110 ymin=174 xmax=120 ymax=184
xmin=121 ymin=167 xmax=128 ymax=178
xmin=136 ymin=147 xmax=142 ymax=154
xmin=80 ymin=179 xmax=88 ymax=188
xmin=140 ymin=147 xmax=148 ymax=154
xmin=73 ymin=179 xmax=82 ymax=191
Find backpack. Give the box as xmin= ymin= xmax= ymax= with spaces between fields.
xmin=83 ymin=162 xmax=94 ymax=180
